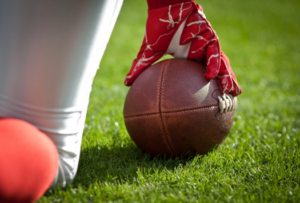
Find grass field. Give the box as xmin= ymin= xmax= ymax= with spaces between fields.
xmin=40 ymin=0 xmax=300 ymax=202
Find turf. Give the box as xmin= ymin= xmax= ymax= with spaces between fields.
xmin=39 ymin=0 xmax=300 ymax=202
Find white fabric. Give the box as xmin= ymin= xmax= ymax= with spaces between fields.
xmin=0 ymin=0 xmax=123 ymax=188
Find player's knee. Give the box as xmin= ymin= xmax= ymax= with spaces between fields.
xmin=0 ymin=118 xmax=59 ymax=203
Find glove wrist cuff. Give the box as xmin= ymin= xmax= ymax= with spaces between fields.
xmin=147 ymin=0 xmax=194 ymax=10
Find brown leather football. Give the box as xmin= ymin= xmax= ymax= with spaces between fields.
xmin=123 ymin=58 xmax=235 ymax=157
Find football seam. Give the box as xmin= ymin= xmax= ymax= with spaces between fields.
xmin=124 ymin=104 xmax=218 ymax=119
xmin=158 ymin=60 xmax=177 ymax=156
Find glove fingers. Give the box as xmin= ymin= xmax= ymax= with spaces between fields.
xmin=186 ymin=24 xmax=217 ymax=61
xmin=180 ymin=11 xmax=213 ymax=46
xmin=180 ymin=10 xmax=221 ymax=80
xmin=204 ymin=38 xmax=221 ymax=80
xmin=231 ymin=80 xmax=242 ymax=97
xmin=218 ymin=52 xmax=242 ymax=96
xmin=180 ymin=12 xmax=205 ymax=45
xmin=124 ymin=46 xmax=163 ymax=86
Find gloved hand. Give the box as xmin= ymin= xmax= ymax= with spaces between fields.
xmin=124 ymin=0 xmax=242 ymax=97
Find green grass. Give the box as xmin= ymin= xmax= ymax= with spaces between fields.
xmin=39 ymin=0 xmax=300 ymax=202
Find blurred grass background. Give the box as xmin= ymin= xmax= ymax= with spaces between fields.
xmin=40 ymin=0 xmax=300 ymax=202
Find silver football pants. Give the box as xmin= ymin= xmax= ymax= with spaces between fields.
xmin=0 ymin=0 xmax=123 ymax=188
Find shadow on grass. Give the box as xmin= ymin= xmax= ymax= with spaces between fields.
xmin=72 ymin=143 xmax=195 ymax=188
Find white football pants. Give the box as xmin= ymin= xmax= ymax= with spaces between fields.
xmin=0 ymin=0 xmax=123 ymax=188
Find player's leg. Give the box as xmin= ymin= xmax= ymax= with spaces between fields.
xmin=0 ymin=118 xmax=59 ymax=203
xmin=0 ymin=0 xmax=123 ymax=191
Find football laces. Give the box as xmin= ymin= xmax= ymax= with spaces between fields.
xmin=218 ymin=93 xmax=237 ymax=114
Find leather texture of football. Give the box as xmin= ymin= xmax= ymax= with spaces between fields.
xmin=123 ymin=58 xmax=235 ymax=157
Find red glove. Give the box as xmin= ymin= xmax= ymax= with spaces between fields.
xmin=124 ymin=0 xmax=242 ymax=96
